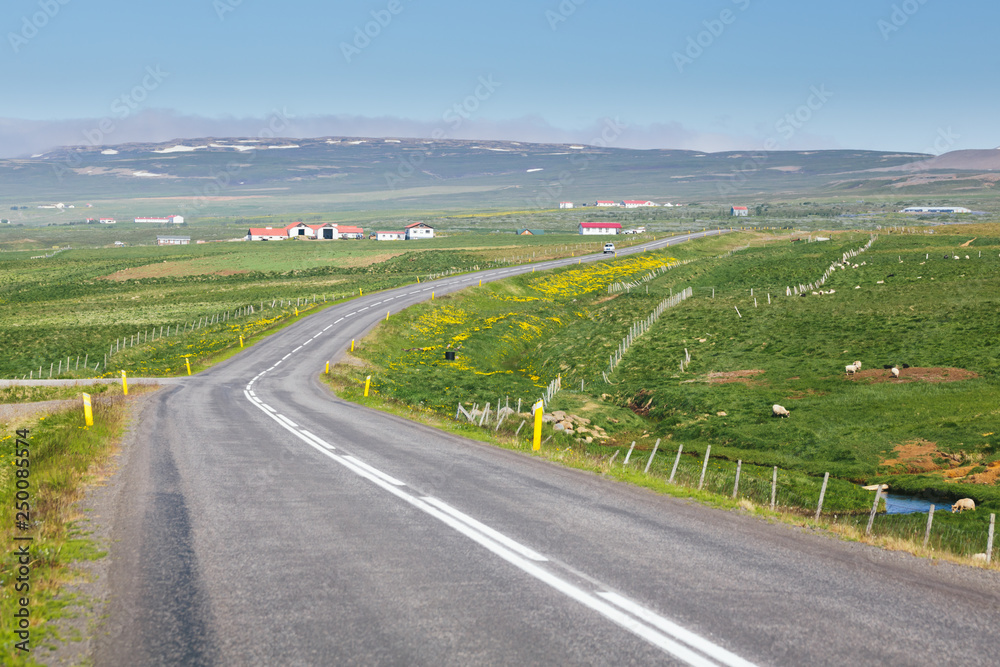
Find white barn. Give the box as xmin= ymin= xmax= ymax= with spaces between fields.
xmin=622 ymin=200 xmax=656 ymax=208
xmin=309 ymin=223 xmax=339 ymax=240
xmin=376 ymin=231 xmax=405 ymax=241
xmin=579 ymin=222 xmax=621 ymax=235
xmin=559 ymin=202 xmax=574 ymax=209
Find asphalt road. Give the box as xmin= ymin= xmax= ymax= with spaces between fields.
xmin=87 ymin=230 xmax=1000 ymax=666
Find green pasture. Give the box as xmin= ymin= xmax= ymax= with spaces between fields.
xmin=347 ymin=226 xmax=1000 ymax=511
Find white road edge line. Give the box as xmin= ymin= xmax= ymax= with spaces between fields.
xmin=422 ymin=497 xmax=547 ymax=562
xmin=299 ymin=429 xmax=335 ymax=450
xmin=342 ymin=455 xmax=406 ymax=486
xmin=598 ymin=592 xmax=755 ymax=667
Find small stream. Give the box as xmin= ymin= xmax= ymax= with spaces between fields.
xmin=882 ymin=491 xmax=953 ymax=515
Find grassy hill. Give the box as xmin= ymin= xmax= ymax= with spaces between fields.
xmin=5 ymin=136 xmax=979 ymax=221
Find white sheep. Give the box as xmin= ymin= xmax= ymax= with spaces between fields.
xmin=772 ymin=404 xmax=790 ymax=418
xmin=890 ymin=367 xmax=900 ymax=378
xmin=854 ymin=361 xmax=862 ymax=369
xmin=952 ymin=498 xmax=976 ymax=513
xmin=846 ymin=363 xmax=859 ymax=375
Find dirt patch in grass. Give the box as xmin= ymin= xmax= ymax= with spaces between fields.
xmin=881 ymin=439 xmax=950 ymax=472
xmin=593 ymin=294 xmax=621 ymax=304
xmin=959 ymin=237 xmax=977 ymax=247
xmin=966 ymin=462 xmax=1000 ymax=485
xmin=944 ymin=465 xmax=976 ymax=479
xmin=693 ymin=369 xmax=767 ymax=385
xmin=851 ymin=367 xmax=978 ymax=384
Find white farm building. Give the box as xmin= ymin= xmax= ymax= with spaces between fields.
xmin=901 ymin=206 xmax=971 ymax=214
xmin=246 ymin=227 xmax=288 ymax=241
xmin=404 ymin=222 xmax=434 ymax=239
xmin=376 ymin=231 xmax=405 ymax=241
xmin=579 ymin=222 xmax=621 ymax=235
xmin=135 ymin=215 xmax=185 ymax=224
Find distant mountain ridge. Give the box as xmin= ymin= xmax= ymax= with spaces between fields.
xmin=3 ymin=136 xmax=995 ymax=209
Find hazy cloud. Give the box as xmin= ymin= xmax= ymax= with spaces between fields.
xmin=0 ymin=108 xmax=841 ymax=158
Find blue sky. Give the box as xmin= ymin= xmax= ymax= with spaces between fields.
xmin=2 ymin=0 xmax=997 ymax=156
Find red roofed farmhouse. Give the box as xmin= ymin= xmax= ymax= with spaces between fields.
xmin=579 ymin=222 xmax=621 ymax=235
xmin=246 ymin=227 xmax=288 ymax=241
xmin=404 ymin=222 xmax=434 ymax=239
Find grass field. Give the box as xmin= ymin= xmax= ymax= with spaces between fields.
xmin=0 ymin=232 xmax=645 ymax=379
xmin=339 ymin=224 xmax=1000 ymax=519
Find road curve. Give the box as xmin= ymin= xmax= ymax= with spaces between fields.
xmin=91 ymin=230 xmax=1000 ymax=666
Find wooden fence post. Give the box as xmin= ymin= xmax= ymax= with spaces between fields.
xmin=698 ymin=446 xmax=711 ymax=490
xmin=644 ymin=439 xmax=661 ymax=474
xmin=771 ymin=466 xmax=778 ymax=510
xmin=623 ymin=441 xmax=636 ymax=465
xmin=988 ymin=514 xmax=996 ymax=564
xmin=669 ymin=445 xmax=683 ymax=483
xmin=865 ymin=484 xmax=883 ymax=536
xmin=923 ymin=504 xmax=935 ymax=549
xmin=815 ymin=472 xmax=830 ymax=520
xmin=732 ymin=461 xmax=742 ymax=499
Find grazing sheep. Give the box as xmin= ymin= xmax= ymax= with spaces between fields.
xmin=876 ymin=280 xmax=885 ymax=284
xmin=902 ymin=363 xmax=910 ymax=369
xmin=772 ymin=404 xmax=790 ymax=418
xmin=854 ymin=361 xmax=862 ymax=369
xmin=890 ymin=367 xmax=900 ymax=378
xmin=952 ymin=498 xmax=976 ymax=513
xmin=846 ymin=363 xmax=859 ymax=375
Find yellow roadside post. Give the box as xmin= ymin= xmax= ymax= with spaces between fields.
xmin=294 ymin=307 xmax=298 ymax=316
xmin=121 ymin=370 xmax=128 ymax=395
xmin=479 ymin=279 xmax=482 ymax=286
xmin=532 ymin=400 xmax=544 ymax=451
xmin=325 ymin=361 xmax=330 ymax=374
xmin=417 ymin=276 xmax=420 ymax=283
xmin=431 ymin=292 xmax=434 ymax=301
xmin=351 ymin=339 xmax=355 ymax=352
xmin=359 ymin=288 xmax=363 ymax=296
xmin=185 ymin=357 xmax=192 ymax=375
xmin=364 ymin=375 xmax=371 ymax=397
xmin=239 ymin=335 xmax=244 ymax=348
xmin=82 ymin=393 xmax=93 ymax=426
xmin=386 ymin=310 xmax=390 ymax=321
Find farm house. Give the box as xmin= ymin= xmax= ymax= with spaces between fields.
xmin=579 ymin=222 xmax=621 ymax=235
xmin=246 ymin=227 xmax=287 ymax=241
xmin=404 ymin=222 xmax=435 ymax=239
